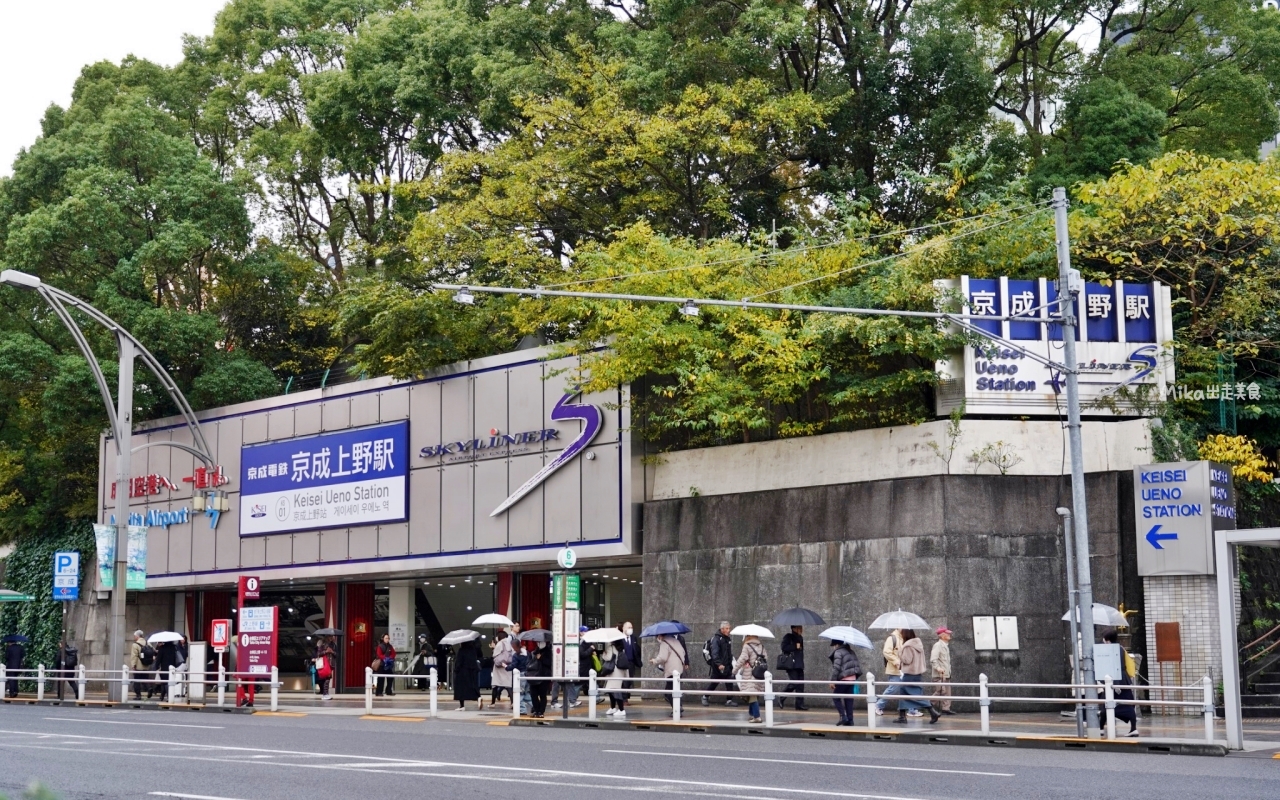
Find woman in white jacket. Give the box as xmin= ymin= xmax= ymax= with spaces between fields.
xmin=490 ymin=630 xmax=515 ymax=707
xmin=734 ymin=635 xmax=767 ymax=724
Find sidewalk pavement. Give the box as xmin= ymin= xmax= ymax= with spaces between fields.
xmin=262 ymin=691 xmax=1280 ymax=753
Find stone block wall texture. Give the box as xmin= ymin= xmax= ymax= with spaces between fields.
xmin=1143 ymin=574 xmax=1221 ymax=716
xmin=642 ymin=472 xmax=1142 ymax=708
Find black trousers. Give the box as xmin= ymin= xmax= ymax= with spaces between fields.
xmin=531 ymin=682 xmax=549 ymax=714
xmin=785 ymin=668 xmax=806 ymax=705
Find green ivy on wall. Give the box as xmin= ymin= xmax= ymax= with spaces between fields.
xmin=0 ymin=522 xmax=93 ymax=671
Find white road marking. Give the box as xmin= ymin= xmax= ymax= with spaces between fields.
xmin=0 ymin=729 xmax=935 ymax=800
xmin=602 ymin=749 xmax=1014 ymax=777
xmin=149 ymin=793 xmax=253 ymax=800
xmin=42 ymin=717 xmax=224 ymax=729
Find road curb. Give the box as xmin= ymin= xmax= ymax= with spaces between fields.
xmin=503 ymin=717 xmax=1228 ymax=757
xmin=1 ymin=697 xmax=254 ymax=714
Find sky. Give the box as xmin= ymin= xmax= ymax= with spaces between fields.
xmin=0 ymin=0 xmax=228 ymax=176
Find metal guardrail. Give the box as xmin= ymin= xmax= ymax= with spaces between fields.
xmin=507 ymin=668 xmax=1217 ymax=743
xmin=0 ymin=664 xmax=286 ymax=711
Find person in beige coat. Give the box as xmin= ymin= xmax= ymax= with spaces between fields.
xmin=733 ymin=635 xmax=768 ymax=723
xmin=603 ymin=641 xmax=629 ymax=718
xmin=930 ymin=627 xmax=954 ymax=714
xmin=650 ymin=634 xmax=687 ymax=714
xmin=893 ymin=629 xmax=939 ymax=724
xmin=875 ymin=629 xmax=904 ymax=715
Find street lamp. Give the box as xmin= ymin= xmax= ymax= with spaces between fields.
xmin=0 ymin=269 xmax=217 ymax=701
xmin=427 ymin=186 xmax=1107 ymax=736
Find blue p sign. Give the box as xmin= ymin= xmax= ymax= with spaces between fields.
xmin=56 ymin=554 xmax=74 ymax=572
xmin=53 ymin=551 xmax=79 ymax=601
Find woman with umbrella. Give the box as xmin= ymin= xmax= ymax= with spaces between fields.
xmin=892 ymin=629 xmax=939 ymax=725
xmin=520 ymin=630 xmax=554 ymax=717
xmin=827 ymin=638 xmax=862 ymax=726
xmin=453 ymin=635 xmax=483 ymax=710
xmin=731 ymin=625 xmax=771 ymax=724
xmin=490 ymin=629 xmax=515 ymax=707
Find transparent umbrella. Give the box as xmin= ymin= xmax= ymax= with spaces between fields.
xmin=472 ymin=613 xmax=515 ymax=627
xmin=868 ymin=610 xmax=930 ymax=631
xmin=817 ymin=626 xmax=874 ymax=650
xmin=582 ymin=627 xmax=626 ymax=644
xmin=729 ymin=624 xmax=775 ymax=638
xmin=439 ymin=629 xmax=481 ymax=645
xmin=1062 ymin=603 xmax=1128 ymax=627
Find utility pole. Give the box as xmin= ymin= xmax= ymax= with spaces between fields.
xmin=1053 ymin=186 xmax=1100 ymax=736
xmin=109 ymin=337 xmax=135 ymax=703
xmin=1057 ymin=506 xmax=1085 ymax=738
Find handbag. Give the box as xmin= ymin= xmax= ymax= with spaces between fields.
xmin=600 ymin=657 xmax=616 ymax=677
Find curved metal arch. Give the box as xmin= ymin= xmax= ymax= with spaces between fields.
xmin=34 ymin=284 xmax=215 ymax=467
xmin=130 ymin=440 xmax=216 ymax=463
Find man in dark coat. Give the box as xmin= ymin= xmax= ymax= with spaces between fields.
xmin=453 ymin=638 xmax=482 ymax=709
xmin=702 ymin=621 xmax=737 ymax=707
xmin=155 ymin=640 xmax=181 ymax=701
xmin=4 ymin=640 xmax=24 ymax=698
xmin=779 ymin=625 xmax=809 ymax=710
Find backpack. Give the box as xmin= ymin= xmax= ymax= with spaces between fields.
xmin=751 ymin=652 xmax=768 ymax=680
xmin=139 ymin=643 xmax=156 ymax=667
xmin=702 ymin=638 xmax=715 ymax=665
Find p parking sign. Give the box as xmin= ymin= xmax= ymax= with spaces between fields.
xmin=53 ymin=551 xmax=79 ymax=601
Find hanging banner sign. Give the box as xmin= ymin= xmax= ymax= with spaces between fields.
xmin=238 ymin=606 xmax=278 ymax=674
xmin=238 ymin=420 xmax=409 ymax=537
xmin=92 ymin=524 xmax=147 ymax=590
xmin=935 ymin=276 xmax=1175 ymax=416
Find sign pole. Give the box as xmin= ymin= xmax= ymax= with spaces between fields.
xmin=1054 ymin=186 xmax=1100 ymax=737
xmin=108 ymin=337 xmax=135 ymax=704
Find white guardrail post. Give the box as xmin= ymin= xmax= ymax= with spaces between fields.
xmin=979 ymin=673 xmax=990 ymax=734
xmin=121 ymin=665 xmax=129 ymax=701
xmin=672 ymin=671 xmax=682 ymax=722
xmin=168 ymin=666 xmax=177 ymax=703
xmin=429 ymin=667 xmax=438 ymax=718
xmin=270 ymin=666 xmax=279 ymax=712
xmin=865 ymin=672 xmax=876 ymax=730
xmin=217 ymin=664 xmax=226 ymax=707
xmin=588 ymin=668 xmax=598 ymax=720
xmin=36 ymin=664 xmax=45 ymax=701
xmin=364 ymin=666 xmax=374 ymax=713
xmin=511 ymin=669 xmax=522 ymax=719
xmin=1103 ymin=676 xmax=1116 ymax=739
xmin=76 ymin=664 xmax=86 ymax=702
xmin=1202 ymin=675 xmax=1215 ymax=743
xmin=0 ymin=665 xmax=5 ymax=696
xmin=763 ymin=671 xmax=774 ymax=727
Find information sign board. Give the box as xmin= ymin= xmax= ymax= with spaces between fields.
xmin=53 ymin=551 xmax=79 ymax=601
xmin=238 ymin=606 xmax=278 ymax=674
xmin=1134 ymin=461 xmax=1236 ymax=576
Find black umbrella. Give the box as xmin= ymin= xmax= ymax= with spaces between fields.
xmin=771 ymin=608 xmax=826 ymax=627
xmin=2 ymin=634 xmax=29 ymax=644
xmin=312 ymin=628 xmax=343 ymax=636
xmin=517 ymin=629 xmax=552 ymax=642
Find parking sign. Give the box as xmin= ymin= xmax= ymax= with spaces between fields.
xmin=53 ymin=551 xmax=79 ymax=601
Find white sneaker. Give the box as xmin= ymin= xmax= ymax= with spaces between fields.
xmin=907 ymin=710 xmax=923 ymax=717
xmin=605 ymin=708 xmax=616 ymax=716
xmin=322 ymin=695 xmax=332 ymax=701
xmin=614 ymin=710 xmax=625 ymax=718
xmin=874 ymin=707 xmax=884 ymax=716
xmin=571 ymin=700 xmax=582 ymax=708
xmin=551 ymin=702 xmax=561 ymax=709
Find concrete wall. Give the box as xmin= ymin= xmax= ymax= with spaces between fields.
xmin=647 ymin=418 xmax=1151 ymax=500
xmin=64 ymin=563 xmax=175 ymax=673
xmin=642 ymin=472 xmax=1140 ymax=705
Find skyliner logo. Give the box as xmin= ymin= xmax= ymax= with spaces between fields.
xmin=491 ymin=393 xmax=602 ymax=517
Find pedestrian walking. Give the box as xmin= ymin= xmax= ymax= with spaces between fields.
xmin=375 ymin=634 xmax=397 ymax=696
xmin=527 ymin=640 xmax=553 ymax=717
xmin=828 ymin=639 xmax=862 ymax=726
xmin=617 ymin=622 xmax=641 ymax=703
xmin=892 ymin=629 xmax=940 ymax=724
xmin=314 ymin=635 xmax=336 ymax=700
xmin=155 ymin=639 xmax=180 ymax=701
xmin=874 ymin=628 xmax=903 ymax=716
xmin=930 ymin=627 xmax=954 ymax=715
xmin=649 ymin=633 xmax=686 ymax=712
xmin=1102 ymin=629 xmax=1139 ymax=737
xmin=701 ymin=621 xmax=737 ymax=707
xmin=779 ymin=625 xmax=809 ymax=710
xmin=57 ymin=639 xmax=79 ymax=699
xmin=490 ymin=630 xmax=514 ymax=706
xmin=733 ymin=634 xmax=768 ymax=724
xmin=4 ymin=638 xmax=24 ymax=698
xmin=454 ymin=637 xmax=482 ymax=709
xmin=128 ymin=630 xmax=154 ymax=700
xmin=602 ymin=640 xmax=628 ymax=718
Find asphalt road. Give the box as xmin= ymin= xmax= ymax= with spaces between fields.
xmin=0 ymin=705 xmax=1272 ymax=800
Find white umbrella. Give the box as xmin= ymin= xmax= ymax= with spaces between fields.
xmin=1062 ymin=603 xmax=1128 ymax=627
xmin=729 ymin=623 xmax=775 ymax=638
xmin=147 ymin=631 xmax=183 ymax=644
xmin=472 ymin=613 xmax=515 ymax=627
xmin=582 ymin=627 xmax=625 ymax=644
xmin=818 ymin=626 xmax=874 ymax=650
xmin=439 ymin=629 xmax=481 ymax=645
xmin=868 ymin=609 xmax=930 ymax=631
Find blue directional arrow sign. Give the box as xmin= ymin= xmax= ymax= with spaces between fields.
xmin=1145 ymin=524 xmax=1178 ymax=550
